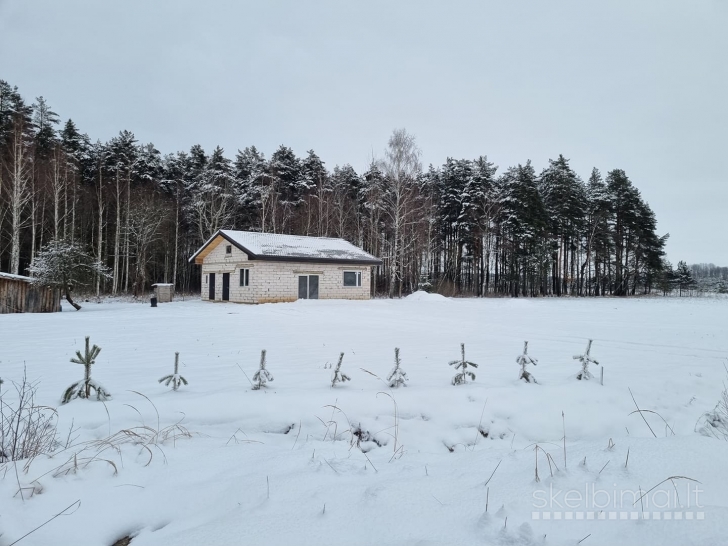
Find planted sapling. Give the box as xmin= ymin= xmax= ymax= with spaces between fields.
xmin=159 ymin=352 xmax=188 ymax=391
xmin=516 ymin=341 xmax=538 ymax=383
xmin=331 ymin=353 xmax=350 ymax=387
xmin=252 ymin=349 xmax=274 ymax=390
xmin=62 ymin=336 xmax=111 ymax=403
xmin=387 ymin=347 xmax=408 ymax=388
xmin=573 ymin=339 xmax=600 ymax=380
xmin=450 ymin=343 xmax=478 ymax=385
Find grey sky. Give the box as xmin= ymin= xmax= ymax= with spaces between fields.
xmin=1 ymin=0 xmax=726 ymax=264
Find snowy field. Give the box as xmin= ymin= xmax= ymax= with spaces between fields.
xmin=2 ymin=295 xmax=728 ymax=546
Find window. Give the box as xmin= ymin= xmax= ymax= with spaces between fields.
xmin=343 ymin=271 xmax=362 ymax=287
xmin=240 ymin=268 xmax=250 ymax=287
xmin=226 ymin=245 xmax=232 ymax=254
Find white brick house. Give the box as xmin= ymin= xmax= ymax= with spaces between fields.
xmin=189 ymin=230 xmax=382 ymax=304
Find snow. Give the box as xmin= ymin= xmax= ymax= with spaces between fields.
xmin=2 ymin=296 xmax=728 ymax=546
xmin=403 ymin=290 xmax=449 ymax=302
xmin=0 ymin=271 xmax=32 ymax=282
xmin=193 ymin=230 xmax=381 ymax=264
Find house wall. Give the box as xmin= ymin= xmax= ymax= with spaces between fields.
xmin=199 ymin=241 xmax=372 ymax=303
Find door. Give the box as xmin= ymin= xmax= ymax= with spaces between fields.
xmin=222 ymin=273 xmax=230 ymax=301
xmin=298 ymin=276 xmax=308 ymax=299
xmin=209 ymin=273 xmax=216 ymax=300
xmin=308 ymin=275 xmax=319 ymax=299
xmin=298 ymin=275 xmax=319 ymax=299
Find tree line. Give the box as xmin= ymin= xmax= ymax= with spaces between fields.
xmin=1 ymin=79 xmax=672 ymax=298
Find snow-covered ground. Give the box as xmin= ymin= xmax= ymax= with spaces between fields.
xmin=2 ymin=295 xmax=728 ymax=546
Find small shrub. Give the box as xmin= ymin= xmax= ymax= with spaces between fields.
xmin=331 ymin=353 xmax=350 ymax=387
xmin=387 ymin=348 xmax=408 ymax=388
xmin=516 ymin=341 xmax=538 ymax=383
xmin=159 ymin=352 xmax=189 ymax=391
xmin=450 ymin=343 xmax=478 ymax=385
xmin=62 ymin=336 xmax=111 ymax=403
xmin=573 ymin=339 xmax=599 ymax=381
xmin=252 ymin=349 xmax=274 ymax=390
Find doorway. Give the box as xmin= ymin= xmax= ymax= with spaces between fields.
xmin=209 ymin=273 xmax=216 ymax=300
xmin=222 ymin=273 xmax=230 ymax=301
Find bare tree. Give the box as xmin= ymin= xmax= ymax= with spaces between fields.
xmin=379 ymin=129 xmax=422 ymax=297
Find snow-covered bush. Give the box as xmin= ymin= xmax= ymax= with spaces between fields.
xmin=252 ymin=349 xmax=274 ymax=390
xmin=61 ymin=336 xmax=111 ymax=403
xmin=159 ymin=352 xmax=188 ymax=391
xmin=516 ymin=341 xmax=538 ymax=383
xmin=450 ymin=343 xmax=478 ymax=385
xmin=331 ymin=353 xmax=350 ymax=387
xmin=387 ymin=347 xmax=409 ymax=388
xmin=573 ymin=339 xmax=599 ymax=380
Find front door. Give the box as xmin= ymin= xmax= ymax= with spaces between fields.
xmin=222 ymin=273 xmax=230 ymax=301
xmin=209 ymin=273 xmax=216 ymax=300
xmin=297 ymin=275 xmax=319 ymax=299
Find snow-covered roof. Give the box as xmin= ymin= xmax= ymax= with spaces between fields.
xmin=190 ymin=230 xmax=382 ymax=265
xmin=0 ymin=271 xmax=32 ymax=282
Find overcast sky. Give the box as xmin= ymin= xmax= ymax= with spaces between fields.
xmin=1 ymin=0 xmax=726 ymax=264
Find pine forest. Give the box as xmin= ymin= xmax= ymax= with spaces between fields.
xmin=0 ymin=79 xmax=672 ymax=298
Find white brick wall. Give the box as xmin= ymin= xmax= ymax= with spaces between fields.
xmin=200 ymin=241 xmax=373 ymax=303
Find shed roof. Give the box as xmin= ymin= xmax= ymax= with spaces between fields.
xmin=0 ymin=272 xmax=32 ymax=283
xmin=189 ymin=230 xmax=382 ymax=266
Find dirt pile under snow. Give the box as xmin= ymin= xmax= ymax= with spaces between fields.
xmin=403 ymin=290 xmax=449 ymax=302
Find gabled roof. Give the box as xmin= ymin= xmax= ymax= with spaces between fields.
xmin=189 ymin=230 xmax=382 ymax=266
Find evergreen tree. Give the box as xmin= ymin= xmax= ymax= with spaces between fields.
xmin=516 ymin=341 xmax=538 ymax=383
xmin=252 ymin=349 xmax=274 ymax=390
xmin=331 ymin=352 xmax=350 ymax=387
xmin=159 ymin=352 xmax=188 ymax=391
xmin=573 ymin=339 xmax=600 ymax=381
xmin=450 ymin=343 xmax=478 ymax=385
xmin=387 ymin=347 xmax=408 ymax=388
xmin=62 ymin=336 xmax=111 ymax=403
xmin=674 ymin=261 xmax=695 ymax=296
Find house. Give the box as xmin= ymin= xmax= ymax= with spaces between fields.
xmin=189 ymin=230 xmax=382 ymax=303
xmin=0 ymin=272 xmax=61 ymax=314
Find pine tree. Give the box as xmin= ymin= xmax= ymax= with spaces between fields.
xmin=62 ymin=336 xmax=111 ymax=403
xmin=387 ymin=347 xmax=408 ymax=388
xmin=450 ymin=343 xmax=478 ymax=385
xmin=158 ymin=352 xmax=188 ymax=391
xmin=674 ymin=261 xmax=695 ymax=296
xmin=331 ymin=353 xmax=350 ymax=387
xmin=516 ymin=341 xmax=538 ymax=383
xmin=573 ymin=339 xmax=600 ymax=381
xmin=252 ymin=349 xmax=274 ymax=390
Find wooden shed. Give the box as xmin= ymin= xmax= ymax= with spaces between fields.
xmin=0 ymin=272 xmax=61 ymax=314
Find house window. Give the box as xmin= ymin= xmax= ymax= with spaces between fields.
xmin=240 ymin=268 xmax=250 ymax=287
xmin=226 ymin=245 xmax=232 ymax=254
xmin=343 ymin=271 xmax=362 ymax=287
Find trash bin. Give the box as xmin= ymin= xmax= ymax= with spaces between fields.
xmin=151 ymin=296 xmax=158 ymax=307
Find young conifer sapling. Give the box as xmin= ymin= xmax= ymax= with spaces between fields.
xmin=62 ymin=336 xmax=111 ymax=403
xmin=387 ymin=347 xmax=408 ymax=388
xmin=159 ymin=352 xmax=188 ymax=391
xmin=252 ymin=349 xmax=274 ymax=390
xmin=331 ymin=353 xmax=350 ymax=387
xmin=573 ymin=339 xmax=600 ymax=380
xmin=450 ymin=343 xmax=478 ymax=385
xmin=517 ymin=341 xmax=538 ymax=383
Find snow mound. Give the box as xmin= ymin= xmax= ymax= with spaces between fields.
xmin=403 ymin=290 xmax=449 ymax=302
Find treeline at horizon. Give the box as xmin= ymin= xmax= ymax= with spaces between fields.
xmin=1 ymin=78 xmax=686 ymax=298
